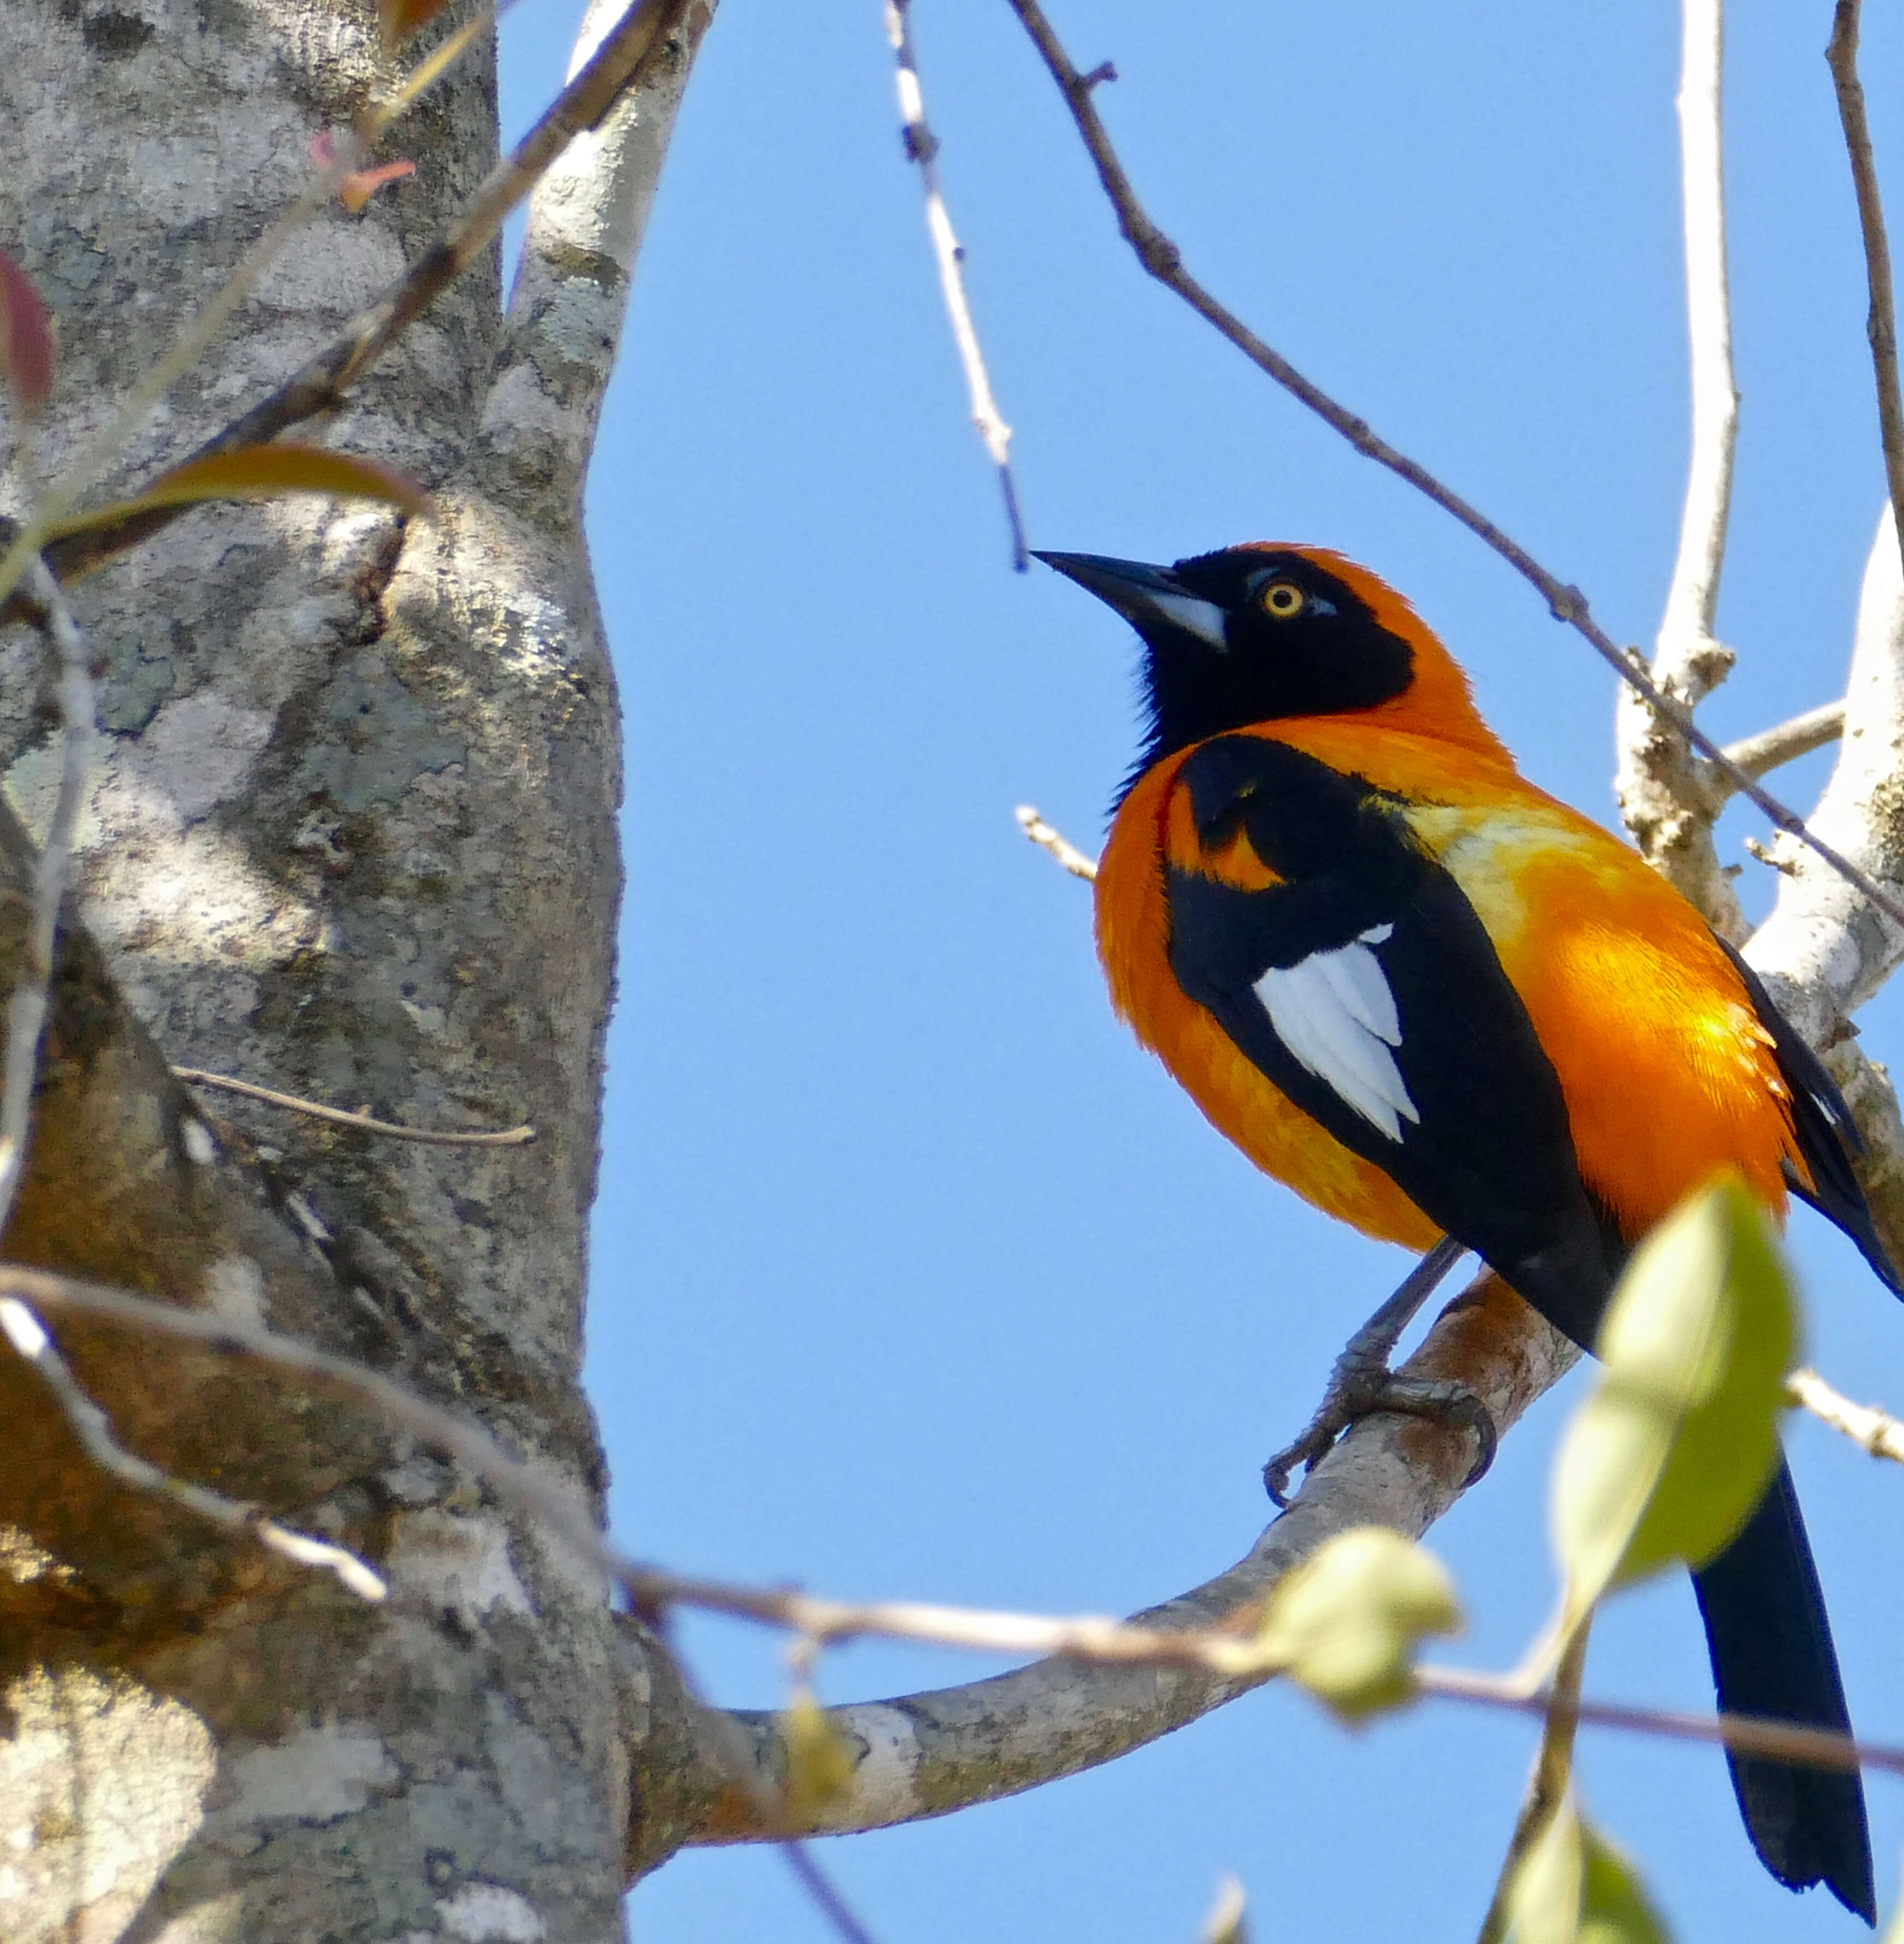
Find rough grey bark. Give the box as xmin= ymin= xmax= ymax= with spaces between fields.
xmin=0 ymin=1 xmax=707 ymax=1936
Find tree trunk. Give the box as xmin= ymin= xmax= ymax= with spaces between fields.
xmin=0 ymin=1 xmax=693 ymax=1934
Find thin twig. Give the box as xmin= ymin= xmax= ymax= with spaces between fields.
xmin=885 ymin=0 xmax=1029 ymax=572
xmin=0 ymin=1295 xmax=384 ymax=1601
xmin=1829 ymin=0 xmax=1904 ymax=554
xmin=1789 ymin=1365 xmax=1904 ymax=1464
xmin=782 ymin=1845 xmax=882 ymax=1944
xmin=1003 ymin=0 xmax=1904 ymax=935
xmin=1014 ymin=804 xmax=1098 ymax=880
xmin=0 ymin=560 xmax=97 ymax=1238
xmin=4 ymin=0 xmax=696 ymax=622
xmin=171 ymin=1068 xmax=535 ymax=1148
xmin=1414 ymin=1664 xmax=1890 ymax=1780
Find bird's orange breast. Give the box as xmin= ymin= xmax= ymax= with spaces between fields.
xmin=1096 ymin=721 xmax=1802 ymax=1247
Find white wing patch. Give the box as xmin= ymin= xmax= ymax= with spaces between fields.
xmin=1253 ymin=923 xmax=1420 ymax=1141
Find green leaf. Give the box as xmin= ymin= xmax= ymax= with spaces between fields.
xmin=1578 ymin=1821 xmax=1671 ymax=1944
xmin=1551 ymin=1173 xmax=1796 ymax=1616
xmin=778 ymin=1689 xmax=855 ymax=1825
xmin=1504 ymin=1798 xmax=1670 ymax=1944
xmin=1255 ymin=1527 xmax=1460 ymax=1722
xmin=48 ymin=442 xmax=431 ymax=541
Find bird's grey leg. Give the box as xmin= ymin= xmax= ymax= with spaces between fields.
xmin=1262 ymin=1234 xmax=1494 ymax=1506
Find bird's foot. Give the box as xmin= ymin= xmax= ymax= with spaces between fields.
xmin=1262 ymin=1364 xmax=1497 ymax=1506
xmin=1262 ymin=1236 xmax=1492 ymax=1506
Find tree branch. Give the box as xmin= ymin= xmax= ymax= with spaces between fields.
xmin=678 ymin=1272 xmax=1575 ymax=1844
xmin=1789 ymin=1365 xmax=1904 ymax=1465
xmin=1615 ymin=0 xmax=1746 ymax=937
xmin=1014 ymin=804 xmax=1098 ymax=881
xmin=1003 ymin=0 xmax=1904 ymax=937
xmin=1714 ymin=701 xmax=1846 ymax=793
xmin=1828 ymin=0 xmax=1904 ymax=552
xmin=1745 ymin=511 xmax=1904 ymax=1265
xmin=483 ymin=0 xmax=717 ymax=519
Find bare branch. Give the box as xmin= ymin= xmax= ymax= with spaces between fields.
xmin=697 ymin=1273 xmax=1577 ymax=1840
xmin=886 ymin=0 xmax=1029 ymax=571
xmin=1715 ymin=701 xmax=1846 ymax=791
xmin=1615 ymin=0 xmax=1745 ymax=934
xmin=1415 ymin=1663 xmax=1889 ymax=1781
xmin=1828 ymin=0 xmax=1904 ymax=550
xmin=0 ymin=560 xmax=97 ymax=1238
xmin=3 ymin=0 xmax=700 ymax=622
xmin=1015 ymin=804 xmax=1098 ymax=880
xmin=1788 ymin=1366 xmax=1904 ymax=1465
xmin=0 ymin=1296 xmax=385 ymax=1602
xmin=487 ymin=0 xmax=717 ymax=513
xmin=1003 ymin=0 xmax=1904 ymax=935
xmin=1746 ymin=509 xmax=1904 ymax=1034
xmin=171 ymin=1068 xmax=535 ymax=1148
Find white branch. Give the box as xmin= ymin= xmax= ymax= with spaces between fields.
xmin=487 ymin=0 xmax=716 ymax=509
xmin=1659 ymin=0 xmax=1739 ymax=679
xmin=1015 ymin=804 xmax=1098 ymax=881
xmin=1614 ymin=0 xmax=1743 ymax=933
xmin=1745 ymin=507 xmax=1904 ymax=1039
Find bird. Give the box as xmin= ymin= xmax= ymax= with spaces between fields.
xmin=1040 ymin=540 xmax=1895 ymax=1923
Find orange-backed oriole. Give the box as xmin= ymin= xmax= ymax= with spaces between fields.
xmin=1043 ymin=541 xmax=1896 ymax=1923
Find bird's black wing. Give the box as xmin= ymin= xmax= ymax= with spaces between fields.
xmin=1165 ymin=734 xmax=1617 ymax=1347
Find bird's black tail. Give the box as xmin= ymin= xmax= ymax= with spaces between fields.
xmin=1689 ymin=1454 xmax=1875 ymax=1923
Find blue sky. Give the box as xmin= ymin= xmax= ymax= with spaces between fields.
xmin=502 ymin=4 xmax=1904 ymax=1938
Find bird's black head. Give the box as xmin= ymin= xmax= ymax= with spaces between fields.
xmin=1037 ymin=544 xmax=1428 ymax=778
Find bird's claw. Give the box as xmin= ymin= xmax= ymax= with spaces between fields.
xmin=1262 ymin=1371 xmax=1497 ymax=1508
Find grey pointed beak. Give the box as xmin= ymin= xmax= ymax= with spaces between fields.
xmin=1033 ymin=551 xmax=1229 ymax=650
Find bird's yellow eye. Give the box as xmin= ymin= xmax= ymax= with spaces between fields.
xmin=1261 ymin=580 xmax=1306 ymax=619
